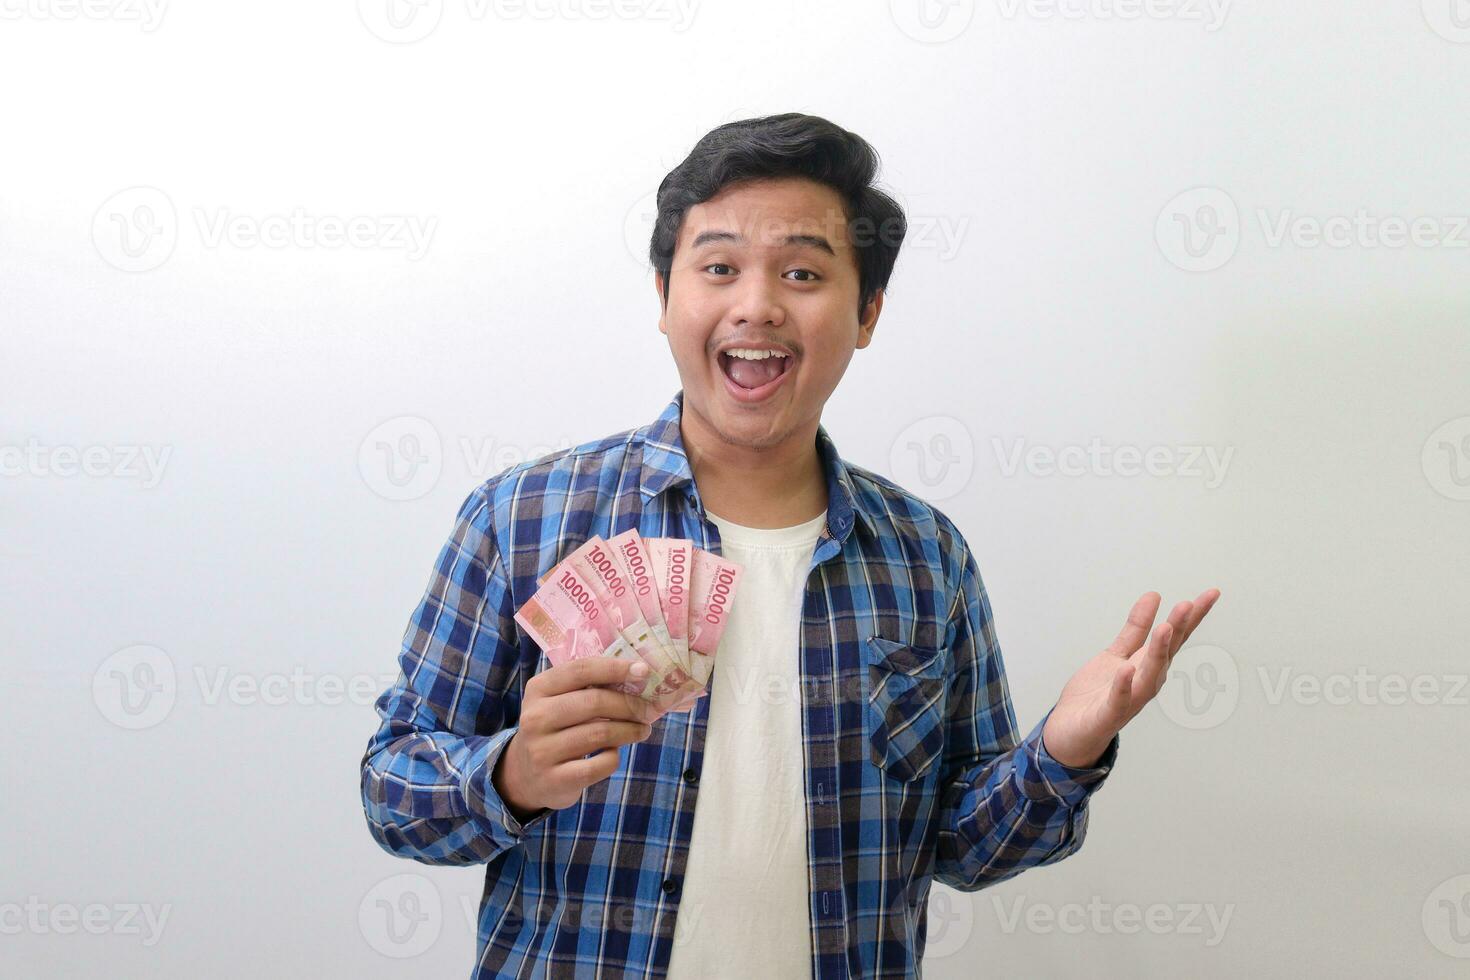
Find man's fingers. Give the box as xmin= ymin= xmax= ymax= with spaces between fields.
xmin=544 ymin=687 xmax=663 ymax=730
xmin=1106 ymin=592 xmax=1161 ymax=657
xmin=547 ymin=720 xmax=652 ymax=766
xmin=1163 ymin=600 xmax=1193 ymax=657
xmin=1108 ymin=588 xmax=1222 ymax=662
xmin=1105 ymin=662 xmax=1136 ymax=724
xmin=1129 ymin=622 xmax=1174 ymax=697
xmin=557 ymin=745 xmax=625 ymax=789
xmin=1168 ymin=588 xmax=1222 ymax=660
xmin=528 ymin=656 xmax=650 ymax=699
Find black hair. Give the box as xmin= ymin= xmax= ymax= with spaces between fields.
xmin=648 ymin=113 xmax=907 ymax=317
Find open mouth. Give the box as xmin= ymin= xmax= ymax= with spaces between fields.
xmin=717 ymin=348 xmax=793 ymax=401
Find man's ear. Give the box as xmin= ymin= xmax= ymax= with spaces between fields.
xmin=654 ymin=271 xmax=667 ymax=335
xmin=855 ymin=289 xmax=884 ymax=350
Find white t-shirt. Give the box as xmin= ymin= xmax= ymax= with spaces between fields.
xmin=664 ymin=508 xmax=827 ymax=979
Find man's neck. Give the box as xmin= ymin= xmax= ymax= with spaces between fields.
xmin=679 ymin=406 xmax=828 ymax=530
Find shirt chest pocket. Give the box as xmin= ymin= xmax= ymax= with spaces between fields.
xmin=865 ymin=635 xmax=949 ymax=782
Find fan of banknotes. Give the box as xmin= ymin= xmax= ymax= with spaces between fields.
xmin=514 ymin=529 xmax=744 ymax=713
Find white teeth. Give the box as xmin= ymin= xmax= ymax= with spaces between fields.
xmin=724 ymin=348 xmax=789 ymax=360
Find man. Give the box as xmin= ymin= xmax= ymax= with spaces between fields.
xmin=360 ymin=112 xmax=1220 ymax=979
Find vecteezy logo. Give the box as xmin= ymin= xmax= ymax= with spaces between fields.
xmin=92 ymin=644 xmax=177 ymax=730
xmin=1423 ymin=874 xmax=1470 ymax=958
xmin=1154 ymin=644 xmax=1239 ymax=730
xmin=358 ymin=0 xmax=443 ymax=43
xmin=889 ymin=415 xmax=975 ymax=502
xmin=1423 ymin=0 xmax=1470 ymax=43
xmin=358 ymin=416 xmax=443 ymax=501
xmin=623 ymin=189 xmax=660 ymax=272
xmin=889 ymin=0 xmax=975 ymax=43
xmin=1422 ymin=416 xmax=1470 ymax=502
xmin=1155 ymin=187 xmax=1240 ymax=272
xmin=924 ymin=884 xmax=974 ymax=959
xmin=92 ymin=187 xmax=178 ymax=272
xmin=359 ymin=873 xmax=441 ymax=957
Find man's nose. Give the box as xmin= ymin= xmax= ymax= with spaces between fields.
xmin=729 ymin=273 xmax=786 ymax=329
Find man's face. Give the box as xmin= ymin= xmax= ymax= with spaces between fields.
xmin=656 ymin=176 xmax=882 ymax=452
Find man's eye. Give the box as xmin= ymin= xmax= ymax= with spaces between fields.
xmin=704 ymin=263 xmax=734 ymax=276
xmin=785 ymin=269 xmax=820 ymax=282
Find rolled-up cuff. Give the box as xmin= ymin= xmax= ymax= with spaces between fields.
xmin=1015 ymin=708 xmax=1119 ymax=807
xmin=461 ymin=727 xmax=552 ymax=846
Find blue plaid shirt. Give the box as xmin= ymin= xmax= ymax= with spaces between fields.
xmin=361 ymin=390 xmax=1118 ymax=979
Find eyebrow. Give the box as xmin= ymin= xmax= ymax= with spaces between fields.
xmin=690 ymin=230 xmax=836 ymax=257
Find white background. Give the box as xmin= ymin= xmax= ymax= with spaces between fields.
xmin=4 ymin=1 xmax=1469 ymax=977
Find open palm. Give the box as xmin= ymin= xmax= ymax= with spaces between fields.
xmin=1041 ymin=589 xmax=1222 ymax=768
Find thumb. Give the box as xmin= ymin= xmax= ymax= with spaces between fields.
xmin=1104 ymin=662 xmax=1135 ymax=727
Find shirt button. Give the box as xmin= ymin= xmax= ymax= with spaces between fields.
xmin=661 ymin=879 xmax=678 ymax=896
xmin=682 ymin=767 xmax=698 ymax=784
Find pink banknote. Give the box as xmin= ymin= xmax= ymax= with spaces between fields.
xmin=514 ymin=563 xmax=638 ymax=669
xmin=646 ymin=537 xmax=692 ymax=670
xmin=518 ymin=535 xmax=740 ymax=714
xmin=566 ymin=536 xmax=701 ymax=708
xmin=523 ymin=553 xmax=668 ymax=702
xmin=610 ymin=530 xmax=708 ymax=711
xmin=687 ymin=548 xmax=743 ymax=688
xmin=608 ymin=529 xmax=675 ymax=659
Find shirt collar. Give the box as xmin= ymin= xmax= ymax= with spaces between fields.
xmin=638 ymin=389 xmax=875 ymax=541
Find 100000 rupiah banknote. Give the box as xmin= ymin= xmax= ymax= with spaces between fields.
xmin=647 ymin=537 xmax=692 ymax=671
xmin=515 ymin=563 xmax=640 ymax=670
xmin=687 ymin=549 xmax=743 ymax=688
xmin=565 ymin=536 xmax=701 ymax=708
xmin=518 ymin=533 xmax=740 ymax=714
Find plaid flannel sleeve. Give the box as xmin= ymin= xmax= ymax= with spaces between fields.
xmin=934 ymin=543 xmax=1119 ymax=891
xmin=359 ymin=485 xmax=550 ymax=866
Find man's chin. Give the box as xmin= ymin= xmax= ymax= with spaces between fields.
xmin=689 ymin=390 xmax=792 ymax=449
xmin=714 ymin=424 xmax=790 ymax=451
xmin=709 ymin=412 xmax=784 ymax=448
